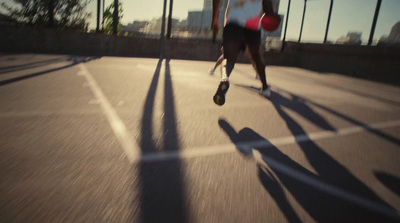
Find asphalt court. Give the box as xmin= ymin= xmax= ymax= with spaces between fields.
xmin=1 ymin=54 xmax=400 ymax=222
xmin=78 ymin=58 xmax=400 ymax=219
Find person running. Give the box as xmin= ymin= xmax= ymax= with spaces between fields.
xmin=211 ymin=0 xmax=279 ymax=105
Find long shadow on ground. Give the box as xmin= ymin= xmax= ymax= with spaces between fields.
xmin=218 ymin=90 xmax=400 ymax=222
xmin=136 ymin=59 xmax=189 ymax=223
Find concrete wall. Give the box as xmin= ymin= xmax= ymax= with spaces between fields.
xmin=0 ymin=26 xmax=257 ymax=62
xmin=0 ymin=26 xmax=161 ymax=58
xmin=1 ymin=26 xmax=399 ymax=85
xmin=266 ymin=42 xmax=400 ymax=85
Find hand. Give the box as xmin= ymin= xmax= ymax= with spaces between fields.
xmin=263 ymin=11 xmax=279 ymax=17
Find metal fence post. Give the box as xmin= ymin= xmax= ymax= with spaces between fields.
xmin=282 ymin=0 xmax=291 ymax=51
xmin=167 ymin=0 xmax=174 ymax=39
xmin=102 ymin=0 xmax=105 ymax=30
xmin=298 ymin=0 xmax=307 ymax=42
xmin=96 ymin=0 xmax=101 ymax=32
xmin=160 ymin=0 xmax=168 ymax=58
xmin=324 ymin=0 xmax=333 ymax=43
xmin=368 ymin=0 xmax=382 ymax=45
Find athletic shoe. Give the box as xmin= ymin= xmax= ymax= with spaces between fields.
xmin=209 ymin=68 xmax=215 ymax=75
xmin=213 ymin=80 xmax=230 ymax=106
xmin=259 ymin=85 xmax=271 ymax=98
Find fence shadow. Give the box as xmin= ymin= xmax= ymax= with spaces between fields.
xmin=0 ymin=56 xmax=101 ymax=86
xmin=0 ymin=55 xmax=74 ymax=74
xmin=136 ymin=59 xmax=188 ymax=223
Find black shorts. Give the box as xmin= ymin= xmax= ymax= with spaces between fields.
xmin=223 ymin=23 xmax=261 ymax=49
xmin=221 ymin=44 xmax=246 ymax=53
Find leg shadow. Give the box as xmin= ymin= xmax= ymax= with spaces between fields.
xmin=219 ymin=119 xmax=302 ymax=223
xmin=270 ymin=91 xmax=400 ymax=222
xmin=275 ymin=86 xmax=400 ymax=146
xmin=375 ymin=171 xmax=400 ymax=197
xmin=219 ymin=118 xmax=400 ymax=222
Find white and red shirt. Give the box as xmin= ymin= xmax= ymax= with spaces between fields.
xmin=224 ymin=0 xmax=279 ymax=30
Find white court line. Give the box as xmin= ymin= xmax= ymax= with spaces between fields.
xmin=140 ymin=119 xmax=400 ymax=163
xmin=78 ymin=62 xmax=140 ymax=163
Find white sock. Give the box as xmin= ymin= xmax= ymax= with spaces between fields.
xmin=221 ymin=59 xmax=229 ymax=81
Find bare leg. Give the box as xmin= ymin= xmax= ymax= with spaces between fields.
xmin=213 ymin=24 xmax=244 ymax=105
xmin=222 ymin=41 xmax=242 ymax=79
xmin=247 ymin=43 xmax=267 ymax=90
xmin=210 ymin=54 xmax=224 ymax=75
xmin=214 ymin=54 xmax=224 ymax=70
xmin=245 ymin=47 xmax=258 ymax=73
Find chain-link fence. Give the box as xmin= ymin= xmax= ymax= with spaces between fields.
xmin=79 ymin=0 xmax=399 ymax=46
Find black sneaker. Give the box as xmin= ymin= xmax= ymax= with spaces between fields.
xmin=213 ymin=80 xmax=230 ymax=106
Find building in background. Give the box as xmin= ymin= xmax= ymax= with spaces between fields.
xmin=124 ymin=21 xmax=149 ymax=33
xmin=203 ymin=0 xmax=213 ymax=10
xmin=336 ymin=32 xmax=362 ymax=45
xmin=187 ymin=0 xmax=227 ymax=34
xmin=378 ymin=22 xmax=400 ymax=46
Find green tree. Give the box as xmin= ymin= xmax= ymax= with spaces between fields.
xmin=103 ymin=2 xmax=123 ymax=35
xmin=1 ymin=0 xmax=92 ymax=31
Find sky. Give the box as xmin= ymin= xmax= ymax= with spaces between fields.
xmin=278 ymin=0 xmax=400 ymax=43
xmin=88 ymin=0 xmax=203 ymax=24
xmin=1 ymin=0 xmax=399 ymax=44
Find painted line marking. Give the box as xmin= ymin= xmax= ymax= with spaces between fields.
xmin=78 ymin=62 xmax=140 ymax=164
xmin=139 ymin=119 xmax=400 ymax=163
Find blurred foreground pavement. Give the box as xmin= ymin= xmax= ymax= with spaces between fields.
xmin=0 ymin=54 xmax=400 ymax=223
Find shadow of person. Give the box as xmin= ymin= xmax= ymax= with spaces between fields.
xmin=269 ymin=90 xmax=399 ymax=203
xmin=258 ymin=165 xmax=303 ymax=223
xmin=375 ymin=171 xmax=400 ymax=197
xmin=274 ymin=86 xmax=400 ymax=146
xmin=234 ymin=84 xmax=335 ymax=132
xmin=270 ymin=90 xmax=336 ymax=131
xmin=218 ymin=119 xmax=301 ymax=222
xmin=218 ymin=119 xmax=400 ymax=222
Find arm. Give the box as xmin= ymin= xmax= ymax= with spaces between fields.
xmin=212 ymin=0 xmax=221 ymax=42
xmin=263 ymin=0 xmax=278 ymax=16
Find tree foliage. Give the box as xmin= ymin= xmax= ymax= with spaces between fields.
xmin=103 ymin=2 xmax=123 ymax=35
xmin=1 ymin=0 xmax=92 ymax=31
